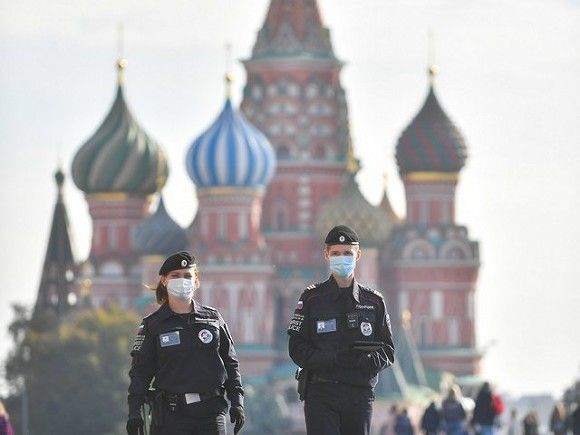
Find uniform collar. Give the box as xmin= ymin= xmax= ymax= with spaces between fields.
xmin=157 ymin=299 xmax=199 ymax=321
xmin=328 ymin=275 xmax=360 ymax=303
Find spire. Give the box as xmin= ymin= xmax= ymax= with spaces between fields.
xmin=395 ymin=310 xmax=429 ymax=387
xmin=33 ymin=169 xmax=77 ymax=319
xmin=250 ymin=0 xmax=336 ymax=60
xmin=346 ymin=136 xmax=360 ymax=175
xmin=427 ymin=29 xmax=438 ymax=86
xmin=225 ymin=43 xmax=233 ymax=98
xmin=116 ymin=24 xmax=127 ymax=86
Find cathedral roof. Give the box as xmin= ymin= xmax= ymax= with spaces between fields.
xmin=71 ymin=59 xmax=168 ymax=195
xmin=186 ymin=97 xmax=276 ymax=190
xmin=315 ymin=149 xmax=399 ymax=247
xmin=250 ymin=0 xmax=336 ymax=60
xmin=396 ymin=69 xmax=467 ymax=175
xmin=33 ymin=169 xmax=76 ymax=319
xmin=134 ymin=196 xmax=188 ymax=257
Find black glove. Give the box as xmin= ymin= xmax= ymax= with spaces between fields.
xmin=230 ymin=405 xmax=245 ymax=434
xmin=126 ymin=416 xmax=144 ymax=435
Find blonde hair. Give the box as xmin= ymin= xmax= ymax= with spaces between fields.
xmin=0 ymin=400 xmax=8 ymax=418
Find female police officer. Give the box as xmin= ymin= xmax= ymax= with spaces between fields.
xmin=127 ymin=251 xmax=244 ymax=435
xmin=288 ymin=225 xmax=395 ymax=435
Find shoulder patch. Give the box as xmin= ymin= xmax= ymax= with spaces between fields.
xmin=361 ymin=286 xmax=385 ymax=299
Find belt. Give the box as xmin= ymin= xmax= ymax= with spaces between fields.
xmin=165 ymin=388 xmax=223 ymax=406
xmin=310 ymin=374 xmax=340 ymax=384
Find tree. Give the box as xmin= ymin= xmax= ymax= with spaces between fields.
xmin=4 ymin=305 xmax=140 ymax=435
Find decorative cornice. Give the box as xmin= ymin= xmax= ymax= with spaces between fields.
xmin=403 ymin=172 xmax=459 ymax=183
xmin=197 ymin=186 xmax=265 ymax=197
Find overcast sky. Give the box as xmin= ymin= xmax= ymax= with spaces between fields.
xmin=1 ymin=0 xmax=579 ymax=397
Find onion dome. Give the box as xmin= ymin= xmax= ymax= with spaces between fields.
xmin=315 ymin=147 xmax=399 ymax=246
xmin=395 ymin=67 xmax=467 ymax=175
xmin=186 ymin=97 xmax=276 ymax=189
xmin=134 ymin=196 xmax=188 ymax=256
xmin=71 ymin=59 xmax=168 ymax=195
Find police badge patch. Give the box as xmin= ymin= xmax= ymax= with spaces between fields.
xmin=360 ymin=322 xmax=373 ymax=337
xmin=198 ymin=329 xmax=213 ymax=344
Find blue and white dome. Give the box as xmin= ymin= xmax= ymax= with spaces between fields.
xmin=186 ymin=99 xmax=276 ymax=189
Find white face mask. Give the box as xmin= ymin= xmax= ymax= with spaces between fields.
xmin=166 ymin=278 xmax=195 ymax=300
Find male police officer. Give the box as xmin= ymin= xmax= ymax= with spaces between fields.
xmin=288 ymin=225 xmax=395 ymax=435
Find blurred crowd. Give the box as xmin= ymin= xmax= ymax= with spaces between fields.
xmin=378 ymin=383 xmax=580 ymax=435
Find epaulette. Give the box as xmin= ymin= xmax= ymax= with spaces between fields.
xmin=304 ymin=282 xmax=322 ymax=292
xmin=361 ymin=286 xmax=385 ymax=299
xmin=202 ymin=305 xmax=218 ymax=311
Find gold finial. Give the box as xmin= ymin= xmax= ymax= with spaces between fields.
xmin=225 ymin=43 xmax=233 ymax=97
xmin=81 ymin=279 xmax=92 ymax=296
xmin=402 ymin=309 xmax=412 ymax=329
xmin=117 ymin=23 xmax=127 ymax=86
xmin=427 ymin=29 xmax=438 ymax=84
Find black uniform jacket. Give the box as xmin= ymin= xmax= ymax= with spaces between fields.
xmin=287 ymin=276 xmax=395 ymax=388
xmin=128 ymin=300 xmax=243 ymax=416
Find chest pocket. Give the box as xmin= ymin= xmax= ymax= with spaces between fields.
xmin=192 ymin=319 xmax=220 ymax=349
xmin=358 ymin=313 xmax=376 ymax=339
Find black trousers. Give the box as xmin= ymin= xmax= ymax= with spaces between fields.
xmin=304 ymin=382 xmax=374 ymax=435
xmin=152 ymin=396 xmax=228 ymax=435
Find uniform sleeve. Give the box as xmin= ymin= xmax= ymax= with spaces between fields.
xmin=359 ymin=297 xmax=395 ymax=375
xmin=128 ymin=319 xmax=157 ymax=418
xmin=287 ymin=292 xmax=335 ymax=370
xmin=218 ymin=313 xmax=244 ymax=408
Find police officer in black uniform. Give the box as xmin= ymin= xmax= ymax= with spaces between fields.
xmin=288 ymin=225 xmax=395 ymax=435
xmin=127 ymin=251 xmax=244 ymax=435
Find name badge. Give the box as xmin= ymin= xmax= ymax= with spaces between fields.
xmin=347 ymin=312 xmax=359 ymax=329
xmin=160 ymin=331 xmax=181 ymax=347
xmin=316 ymin=319 xmax=337 ymax=334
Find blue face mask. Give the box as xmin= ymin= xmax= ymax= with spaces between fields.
xmin=329 ymin=255 xmax=356 ymax=278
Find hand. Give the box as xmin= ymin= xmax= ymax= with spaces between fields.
xmin=126 ymin=416 xmax=144 ymax=435
xmin=230 ymin=405 xmax=245 ymax=434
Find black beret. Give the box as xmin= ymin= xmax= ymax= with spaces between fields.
xmin=159 ymin=251 xmax=195 ymax=276
xmin=324 ymin=225 xmax=360 ymax=246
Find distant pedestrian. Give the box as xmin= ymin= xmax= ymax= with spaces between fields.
xmin=421 ymin=401 xmax=441 ymax=435
xmin=395 ymin=408 xmax=415 ymax=435
xmin=0 ymin=401 xmax=14 ymax=435
xmin=549 ymin=402 xmax=568 ymax=435
xmin=472 ymin=382 xmax=503 ymax=435
xmin=522 ymin=411 xmax=539 ymax=435
xmin=571 ymin=404 xmax=580 ymax=435
xmin=380 ymin=405 xmax=399 ymax=435
xmin=506 ymin=408 xmax=519 ymax=435
xmin=441 ymin=385 xmax=467 ymax=435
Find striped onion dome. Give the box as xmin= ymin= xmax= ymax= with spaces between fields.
xmin=186 ymin=98 xmax=276 ymax=189
xmin=134 ymin=196 xmax=188 ymax=256
xmin=315 ymin=172 xmax=399 ymax=247
xmin=71 ymin=60 xmax=168 ymax=195
xmin=396 ymin=83 xmax=467 ymax=175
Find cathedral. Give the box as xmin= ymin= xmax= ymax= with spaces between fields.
xmin=35 ymin=0 xmax=481 ymax=397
